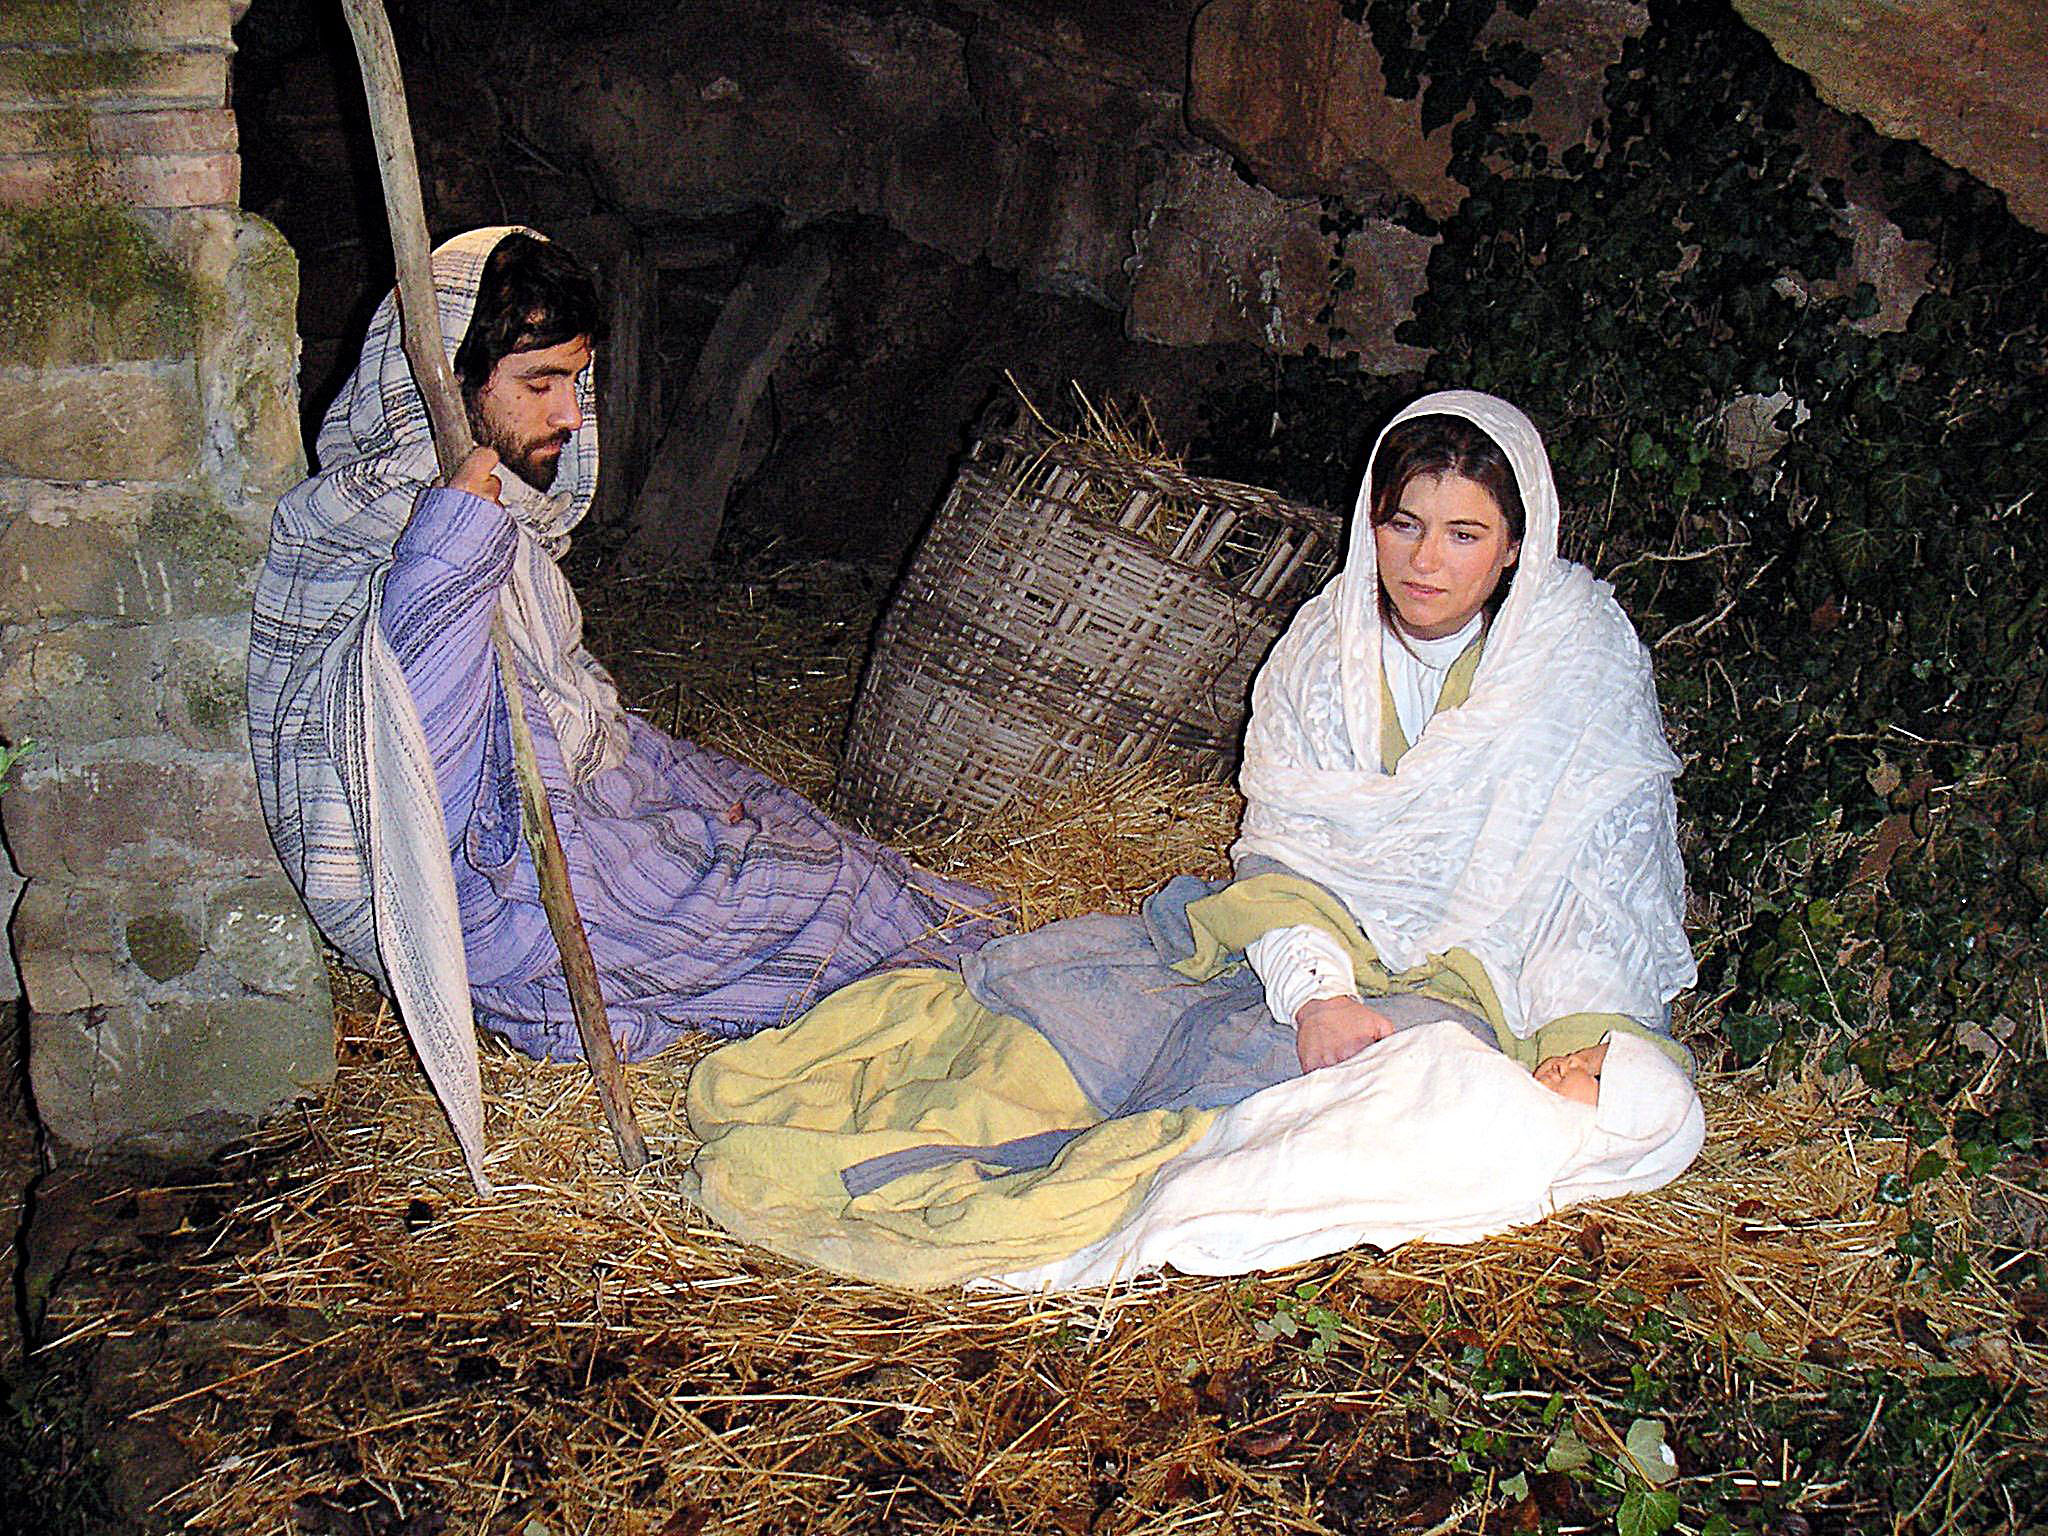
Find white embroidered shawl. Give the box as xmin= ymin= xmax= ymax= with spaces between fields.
xmin=1234 ymin=391 xmax=1697 ymax=1036
xmin=248 ymin=227 xmax=615 ymax=1191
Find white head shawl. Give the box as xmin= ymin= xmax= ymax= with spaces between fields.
xmin=1234 ymin=390 xmax=1697 ymax=1036
xmin=248 ymin=226 xmax=615 ymax=1190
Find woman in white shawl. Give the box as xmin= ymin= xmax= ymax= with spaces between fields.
xmin=1234 ymin=389 xmax=1704 ymax=1186
xmin=681 ymin=390 xmax=1708 ymax=1292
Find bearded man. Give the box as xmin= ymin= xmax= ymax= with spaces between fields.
xmin=250 ymin=229 xmax=1000 ymax=1150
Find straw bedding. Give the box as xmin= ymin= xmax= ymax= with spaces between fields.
xmin=39 ymin=562 xmax=2043 ymax=1535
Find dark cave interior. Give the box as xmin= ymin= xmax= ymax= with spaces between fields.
xmin=229 ymin=0 xmax=1294 ymax=570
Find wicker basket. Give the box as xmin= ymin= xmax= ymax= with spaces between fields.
xmin=836 ymin=423 xmax=1344 ymax=833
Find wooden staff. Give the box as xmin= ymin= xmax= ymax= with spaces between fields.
xmin=339 ymin=0 xmax=648 ymax=1172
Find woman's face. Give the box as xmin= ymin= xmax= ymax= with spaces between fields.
xmin=1375 ymin=472 xmax=1521 ymax=640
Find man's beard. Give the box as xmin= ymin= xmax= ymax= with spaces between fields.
xmin=466 ymin=396 xmax=568 ymax=492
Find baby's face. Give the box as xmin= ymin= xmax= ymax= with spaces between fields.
xmin=1534 ymin=1042 xmax=1608 ymax=1105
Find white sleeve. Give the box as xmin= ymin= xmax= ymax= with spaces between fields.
xmin=1246 ymin=924 xmax=1361 ymax=1028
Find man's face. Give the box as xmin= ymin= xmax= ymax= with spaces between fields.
xmin=466 ymin=335 xmax=592 ymax=492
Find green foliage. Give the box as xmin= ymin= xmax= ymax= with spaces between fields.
xmin=1752 ymin=1367 xmax=2046 ymax=1530
xmin=0 ymin=1376 xmax=115 ymax=1535
xmin=0 ymin=738 xmax=33 ymax=790
xmin=1618 ymin=1485 xmax=1681 ymax=1536
xmin=1287 ymin=1267 xmax=2048 ymax=1534
xmin=1195 ymin=0 xmax=2048 ymax=1289
xmin=1241 ymin=1280 xmax=1347 ymax=1360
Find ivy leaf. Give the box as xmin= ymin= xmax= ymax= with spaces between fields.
xmin=1623 ymin=1418 xmax=1680 ymax=1486
xmin=1722 ymin=1013 xmax=1780 ymax=1065
xmin=1420 ymin=75 xmax=1464 ymax=135
xmin=1619 ymin=1487 xmax=1682 ymax=1536
xmin=1544 ymin=1425 xmax=1591 ymax=1473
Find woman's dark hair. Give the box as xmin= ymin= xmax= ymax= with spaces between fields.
xmin=453 ymin=233 xmax=602 ymax=395
xmin=1367 ymin=412 xmax=1526 ymax=636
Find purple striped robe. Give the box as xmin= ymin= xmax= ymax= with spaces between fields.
xmin=380 ymin=486 xmax=1005 ymax=1060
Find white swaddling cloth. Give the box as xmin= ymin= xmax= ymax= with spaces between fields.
xmin=992 ymin=1021 xmax=1703 ymax=1291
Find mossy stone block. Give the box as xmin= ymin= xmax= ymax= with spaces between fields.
xmin=0 ymin=363 xmax=201 ymax=480
xmin=139 ymin=490 xmax=268 ymax=610
xmin=164 ymin=624 xmax=248 ymax=750
xmin=29 ymin=986 xmax=336 ymax=1155
xmin=11 ymin=878 xmax=118 ymax=1014
xmin=206 ymin=876 xmax=324 ymax=1000
xmin=180 ymin=209 xmax=305 ymax=492
xmin=0 ymin=203 xmax=199 ymax=365
xmin=0 ymin=2 xmax=85 ymax=47
xmin=0 ymin=484 xmax=262 ymax=623
xmin=84 ymin=2 xmax=238 ymax=47
xmin=0 ymin=622 xmax=163 ymax=742
xmin=3 ymin=755 xmax=274 ymax=879
xmin=0 ymin=48 xmax=223 ymax=110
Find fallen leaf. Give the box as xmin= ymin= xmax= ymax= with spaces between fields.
xmin=1575 ymin=1218 xmax=1607 ymax=1265
xmin=1544 ymin=1425 xmax=1591 ymax=1473
xmin=1623 ymin=1417 xmax=1679 ymax=1487
xmin=1803 ymin=1335 xmax=1851 ymax=1368
xmin=1897 ymin=1306 xmax=1946 ymax=1355
xmin=1234 ymin=1428 xmax=1296 ymax=1458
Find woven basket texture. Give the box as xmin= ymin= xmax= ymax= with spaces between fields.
xmin=837 ymin=425 xmax=1343 ymax=833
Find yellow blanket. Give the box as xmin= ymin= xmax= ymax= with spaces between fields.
xmin=685 ymin=875 xmax=1689 ymax=1289
xmin=685 ymin=967 xmax=1219 ymax=1287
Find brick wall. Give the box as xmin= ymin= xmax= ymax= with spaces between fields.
xmin=0 ymin=0 xmax=334 ymax=1154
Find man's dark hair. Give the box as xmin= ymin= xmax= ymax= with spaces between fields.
xmin=453 ymin=232 xmax=601 ymax=395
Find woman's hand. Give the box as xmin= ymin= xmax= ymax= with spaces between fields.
xmin=446 ymin=445 xmax=504 ymax=505
xmin=1295 ymin=995 xmax=1396 ymax=1073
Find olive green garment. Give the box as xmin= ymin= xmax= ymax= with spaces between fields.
xmin=684 ymin=968 xmax=1221 ymax=1289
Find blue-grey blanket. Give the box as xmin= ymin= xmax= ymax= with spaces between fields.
xmin=841 ymin=875 xmax=1494 ymax=1195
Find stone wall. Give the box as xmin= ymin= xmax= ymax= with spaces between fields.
xmin=1734 ymin=0 xmax=2048 ymax=237
xmin=505 ymin=0 xmax=1501 ymax=371
xmin=0 ymin=0 xmax=333 ymax=1155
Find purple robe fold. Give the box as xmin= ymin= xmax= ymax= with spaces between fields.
xmin=380 ymin=486 xmax=1003 ymax=1060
